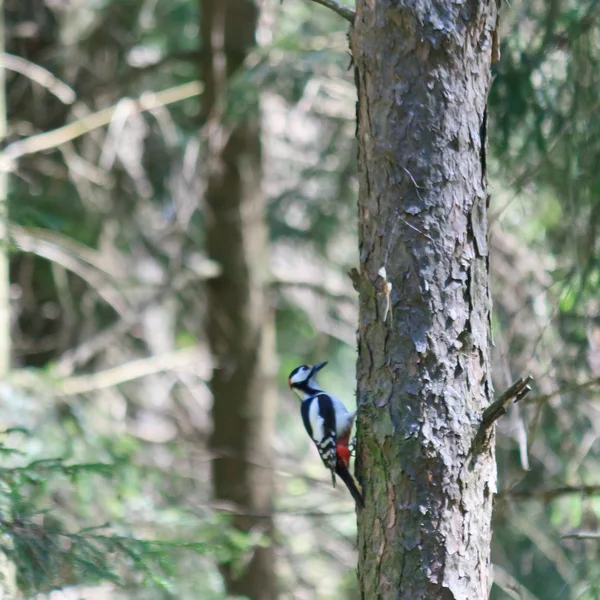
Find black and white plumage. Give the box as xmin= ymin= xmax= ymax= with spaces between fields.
xmin=300 ymin=393 xmax=338 ymax=484
xmin=289 ymin=362 xmax=364 ymax=508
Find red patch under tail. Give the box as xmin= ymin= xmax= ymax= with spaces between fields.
xmin=336 ymin=432 xmax=351 ymax=467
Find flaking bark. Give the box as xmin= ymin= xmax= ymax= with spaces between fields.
xmin=350 ymin=1 xmax=498 ymax=598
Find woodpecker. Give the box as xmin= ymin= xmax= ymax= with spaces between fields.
xmin=288 ymin=362 xmax=364 ymax=509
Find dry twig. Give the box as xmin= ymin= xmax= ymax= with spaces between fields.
xmin=0 ymin=81 xmax=203 ymax=163
xmin=57 ymin=347 xmax=208 ymax=396
xmin=474 ymin=375 xmax=534 ymax=450
xmin=1 ymin=53 xmax=76 ymax=105
xmin=481 ymin=375 xmax=534 ymax=430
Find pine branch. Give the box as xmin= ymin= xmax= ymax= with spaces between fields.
xmin=0 ymin=516 xmax=217 ymax=594
xmin=0 ymin=457 xmax=113 ymax=487
xmin=303 ymin=0 xmax=355 ymax=23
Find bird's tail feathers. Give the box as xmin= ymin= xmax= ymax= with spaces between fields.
xmin=336 ymin=460 xmax=364 ymax=509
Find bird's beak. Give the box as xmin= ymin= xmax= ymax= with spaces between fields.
xmin=311 ymin=361 xmax=328 ymax=376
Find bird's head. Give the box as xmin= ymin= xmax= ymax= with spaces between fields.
xmin=288 ymin=361 xmax=327 ymax=399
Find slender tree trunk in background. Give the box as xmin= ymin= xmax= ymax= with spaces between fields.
xmin=200 ymin=1 xmax=276 ymax=599
xmin=0 ymin=3 xmax=17 ymax=596
xmin=350 ymin=1 xmax=497 ymax=598
xmin=0 ymin=0 xmax=10 ymax=377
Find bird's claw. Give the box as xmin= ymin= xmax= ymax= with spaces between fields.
xmin=349 ymin=437 xmax=357 ymax=457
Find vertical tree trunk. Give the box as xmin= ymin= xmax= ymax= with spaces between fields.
xmin=350 ymin=1 xmax=497 ymax=598
xmin=200 ymin=1 xmax=276 ymax=599
xmin=0 ymin=0 xmax=10 ymax=377
xmin=0 ymin=4 xmax=17 ymax=596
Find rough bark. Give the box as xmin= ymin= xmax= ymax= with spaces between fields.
xmin=349 ymin=1 xmax=497 ymax=598
xmin=200 ymin=1 xmax=277 ymax=599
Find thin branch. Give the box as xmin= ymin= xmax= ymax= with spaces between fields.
xmin=210 ymin=502 xmax=355 ymax=518
xmin=304 ymin=0 xmax=355 ymax=23
xmin=11 ymin=225 xmax=124 ymax=277
xmin=481 ymin=375 xmax=534 ymax=430
xmin=509 ymin=506 xmax=574 ymax=582
xmin=54 ymin=264 xmax=214 ymax=377
xmin=57 ymin=347 xmax=208 ymax=396
xmin=499 ymin=485 xmax=600 ymax=502
xmin=561 ymin=531 xmax=600 ymax=540
xmin=1 ymin=53 xmax=76 ymax=105
xmin=473 ymin=375 xmax=534 ymax=451
xmin=272 ymin=278 xmax=355 ymax=302
xmin=524 ymin=376 xmax=600 ymax=406
xmin=492 ymin=564 xmax=543 ymax=600
xmin=10 ymin=225 xmax=130 ymax=317
xmin=0 ymin=81 xmax=203 ymax=163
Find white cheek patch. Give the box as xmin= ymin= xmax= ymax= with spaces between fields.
xmin=290 ymin=367 xmax=310 ymax=385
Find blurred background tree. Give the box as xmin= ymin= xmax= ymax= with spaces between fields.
xmin=1 ymin=0 xmax=600 ymax=598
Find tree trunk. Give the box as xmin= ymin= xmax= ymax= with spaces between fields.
xmin=199 ymin=1 xmax=276 ymax=599
xmin=0 ymin=3 xmax=18 ymax=596
xmin=350 ymin=1 xmax=497 ymax=598
xmin=0 ymin=0 xmax=10 ymax=377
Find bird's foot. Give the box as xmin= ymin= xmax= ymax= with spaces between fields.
xmin=349 ymin=437 xmax=357 ymax=457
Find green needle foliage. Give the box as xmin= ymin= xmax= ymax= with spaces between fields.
xmin=0 ymin=431 xmax=238 ymax=597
